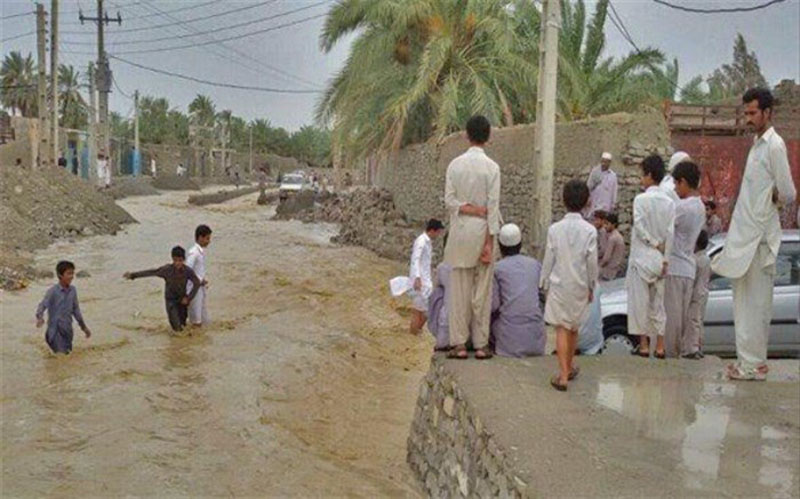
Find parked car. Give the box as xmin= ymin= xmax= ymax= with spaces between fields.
xmin=278 ymin=173 xmax=308 ymax=201
xmin=600 ymin=230 xmax=800 ymax=357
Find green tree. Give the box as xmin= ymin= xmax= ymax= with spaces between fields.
xmin=58 ymin=64 xmax=87 ymax=129
xmin=188 ymin=94 xmax=216 ymax=127
xmin=0 ymin=51 xmax=37 ymax=117
xmin=288 ymin=126 xmax=331 ymax=166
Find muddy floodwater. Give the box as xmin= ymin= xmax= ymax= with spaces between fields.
xmin=1 ymin=190 xmax=431 ymax=497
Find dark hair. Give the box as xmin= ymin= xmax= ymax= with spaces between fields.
xmin=195 ymin=224 xmax=212 ymax=240
xmin=593 ymin=210 xmax=607 ymax=221
xmin=742 ymin=87 xmax=774 ymax=111
xmin=171 ymin=246 xmax=186 ymax=259
xmin=56 ymin=260 xmax=75 ymax=277
xmin=466 ymin=115 xmax=491 ymax=144
xmin=563 ymin=179 xmax=590 ymax=212
xmin=695 ymin=230 xmax=709 ymax=252
xmin=605 ymin=212 xmax=619 ymax=227
xmin=426 ymin=219 xmax=445 ymax=231
xmin=705 ymin=199 xmax=717 ymax=210
xmin=641 ymin=155 xmax=666 ymax=183
xmin=672 ymin=161 xmax=700 ymax=189
xmin=500 ymin=242 xmax=522 ymax=257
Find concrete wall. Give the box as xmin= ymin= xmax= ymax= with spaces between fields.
xmin=376 ymin=110 xmax=672 ymax=254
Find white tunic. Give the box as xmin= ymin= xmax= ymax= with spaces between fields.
xmin=629 ymin=186 xmax=676 ymax=283
xmin=186 ymin=243 xmax=208 ymax=324
xmin=713 ymin=127 xmax=796 ymax=278
xmin=409 ymin=232 xmax=433 ymax=290
xmin=668 ymin=196 xmax=706 ymax=280
xmin=659 ymin=175 xmax=680 ymax=203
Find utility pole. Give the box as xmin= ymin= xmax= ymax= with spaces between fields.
xmin=531 ymin=0 xmax=561 ymax=258
xmin=36 ymin=3 xmax=49 ymax=168
xmin=50 ymin=0 xmax=59 ymax=167
xmin=248 ymin=124 xmax=253 ymax=173
xmin=79 ymin=0 xmax=121 ymax=171
xmin=133 ymin=89 xmax=140 ymax=176
xmin=88 ymin=62 xmax=97 ymax=181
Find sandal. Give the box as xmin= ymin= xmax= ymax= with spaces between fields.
xmin=632 ymin=349 xmax=650 ymax=358
xmin=447 ymin=346 xmax=468 ymax=360
xmin=654 ymin=351 xmax=666 ymax=360
xmin=568 ymin=366 xmax=580 ymax=381
xmin=475 ymin=348 xmax=493 ymax=360
xmin=550 ymin=375 xmax=567 ymax=392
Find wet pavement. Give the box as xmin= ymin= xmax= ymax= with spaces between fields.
xmin=1 ymin=189 xmax=431 ymax=497
xmin=439 ymin=354 xmax=800 ymax=498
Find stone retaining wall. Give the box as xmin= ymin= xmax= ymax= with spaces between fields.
xmin=407 ymin=356 xmax=529 ymax=498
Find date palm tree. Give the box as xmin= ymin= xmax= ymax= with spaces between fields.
xmin=188 ymin=94 xmax=216 ymax=127
xmin=1 ymin=51 xmax=37 ymax=117
xmin=58 ymin=64 xmax=87 ymax=129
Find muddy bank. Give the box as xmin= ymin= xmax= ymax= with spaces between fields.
xmin=0 ymin=166 xmax=136 ymax=290
xmin=188 ymin=185 xmax=259 ymax=206
xmin=1 ymin=190 xmax=432 ymax=496
xmin=152 ymin=175 xmax=201 ymax=191
xmin=105 ymin=176 xmax=161 ymax=200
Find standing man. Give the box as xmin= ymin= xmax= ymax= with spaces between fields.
xmin=661 ymin=151 xmax=689 ymax=203
xmin=712 ymin=88 xmax=796 ymax=381
xmin=96 ymin=153 xmax=109 ymax=189
xmin=186 ymin=225 xmax=212 ymax=327
xmin=585 ymin=152 xmax=618 ymax=218
xmin=444 ymin=115 xmax=501 ymax=360
xmin=150 ymin=155 xmax=158 ymax=178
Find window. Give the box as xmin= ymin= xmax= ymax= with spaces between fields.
xmin=776 ymin=242 xmax=800 ymax=286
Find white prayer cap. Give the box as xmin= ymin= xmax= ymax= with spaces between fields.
xmin=499 ymin=223 xmax=522 ymax=247
xmin=601 ymin=152 xmax=612 ymax=161
xmin=668 ymin=151 xmax=690 ymax=173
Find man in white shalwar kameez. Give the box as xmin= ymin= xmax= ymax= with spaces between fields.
xmin=186 ymin=225 xmax=212 ymax=326
xmin=444 ymin=115 xmax=501 ymax=360
xmin=712 ymin=88 xmax=796 ymax=381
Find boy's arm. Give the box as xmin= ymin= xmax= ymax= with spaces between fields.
xmin=126 ymin=267 xmax=164 ymax=280
xmin=409 ymin=238 xmax=424 ymax=282
xmin=769 ymin=139 xmax=797 ymax=206
xmin=72 ymin=290 xmax=89 ymax=332
xmin=35 ymin=287 xmax=54 ymax=325
xmin=586 ymin=229 xmax=599 ymax=298
xmin=185 ymin=268 xmax=202 ymax=302
xmin=632 ymin=196 xmax=659 ymax=249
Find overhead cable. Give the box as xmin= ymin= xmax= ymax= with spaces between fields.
xmin=652 ymin=0 xmax=786 ymax=13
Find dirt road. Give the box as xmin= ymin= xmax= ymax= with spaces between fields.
xmin=1 ymin=190 xmax=431 ymax=497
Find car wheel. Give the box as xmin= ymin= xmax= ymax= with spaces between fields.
xmin=603 ymin=324 xmax=637 ymax=355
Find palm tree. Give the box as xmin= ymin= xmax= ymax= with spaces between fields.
xmin=188 ymin=94 xmax=216 ymax=127
xmin=556 ymin=0 xmax=664 ymax=120
xmin=317 ymin=0 xmax=538 ymax=162
xmin=58 ymin=64 xmax=87 ymax=129
xmin=1 ymin=51 xmax=37 ymax=117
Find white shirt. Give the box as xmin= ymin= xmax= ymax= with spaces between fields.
xmin=659 ymin=175 xmax=680 ymax=203
xmin=444 ymin=146 xmax=501 ymax=268
xmin=587 ymin=165 xmax=618 ymax=214
xmin=629 ymin=185 xmax=676 ymax=283
xmin=409 ymin=232 xmax=433 ymax=288
xmin=668 ymin=196 xmax=706 ymax=279
xmin=539 ymin=212 xmax=599 ymax=299
xmin=713 ymin=127 xmax=797 ymax=278
xmin=186 ymin=243 xmax=206 ymax=293
xmin=150 ymin=159 xmax=157 ymax=175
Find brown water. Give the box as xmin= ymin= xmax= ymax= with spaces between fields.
xmin=1 ymin=190 xmax=430 ymax=497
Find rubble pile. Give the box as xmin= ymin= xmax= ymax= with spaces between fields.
xmin=152 ymin=175 xmax=201 ymax=191
xmin=106 ymin=176 xmax=161 ymax=199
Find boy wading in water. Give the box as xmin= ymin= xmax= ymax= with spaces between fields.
xmin=186 ymin=225 xmax=212 ymax=327
xmin=36 ymin=261 xmax=92 ymax=354
xmin=540 ymin=180 xmax=598 ymax=391
xmin=124 ymin=246 xmax=201 ymax=332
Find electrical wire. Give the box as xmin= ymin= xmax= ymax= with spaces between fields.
xmin=111 ymin=0 xmax=275 ymax=34
xmin=109 ymin=54 xmax=321 ymax=94
xmin=0 ymin=11 xmax=33 ymax=20
xmin=112 ymin=74 xmax=133 ymax=100
xmin=652 ymin=0 xmax=787 ymax=14
xmin=1 ymin=30 xmax=35 ymax=42
xmin=60 ymin=0 xmax=220 ymax=26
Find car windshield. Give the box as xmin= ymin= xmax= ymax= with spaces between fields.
xmin=283 ymin=175 xmax=304 ymax=184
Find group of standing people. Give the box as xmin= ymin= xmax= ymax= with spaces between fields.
xmin=402 ymin=86 xmax=795 ymax=390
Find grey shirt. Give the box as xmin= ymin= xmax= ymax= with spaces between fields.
xmin=36 ymin=284 xmax=87 ymax=333
xmin=668 ymin=196 xmax=706 ymax=280
xmin=129 ymin=264 xmax=201 ymax=302
xmin=491 ymin=255 xmax=546 ymax=357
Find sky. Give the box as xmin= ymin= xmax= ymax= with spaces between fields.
xmin=1 ymin=0 xmax=799 ymax=131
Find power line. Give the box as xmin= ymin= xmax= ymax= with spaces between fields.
xmin=60 ymin=0 xmax=220 ymax=26
xmin=1 ymin=11 xmax=33 ymax=20
xmin=109 ymin=55 xmax=321 ymax=94
xmin=652 ymin=0 xmax=787 ymax=14
xmin=1 ymin=30 xmax=35 ymax=42
xmin=111 ymin=0 xmax=275 ymax=35
xmin=112 ymin=74 xmax=133 ymax=100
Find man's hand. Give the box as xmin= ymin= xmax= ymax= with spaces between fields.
xmin=656 ymin=242 xmax=666 ymax=254
xmin=459 ymin=204 xmax=488 ymax=218
xmin=480 ymin=236 xmax=493 ymax=265
xmin=661 ymin=261 xmax=669 ymax=277
xmin=181 ymin=296 xmax=190 ymax=306
xmin=36 ymin=318 xmax=44 ymax=328
xmin=202 ymin=279 xmax=209 ymax=289
xmin=83 ymin=328 xmax=92 ymax=339
xmin=588 ymin=290 xmax=594 ymax=304
xmin=413 ymin=277 xmax=422 ymax=291
xmin=123 ymin=272 xmax=133 ymax=280
xmin=772 ymin=187 xmax=781 ymax=206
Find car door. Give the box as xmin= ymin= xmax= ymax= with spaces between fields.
xmin=703 ymin=245 xmax=735 ymax=355
xmin=771 ymin=241 xmax=800 ymax=355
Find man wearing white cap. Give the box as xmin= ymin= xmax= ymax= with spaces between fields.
xmin=585 ymin=152 xmax=618 ymax=218
xmin=661 ymin=151 xmax=689 ymax=203
xmin=490 ymin=224 xmax=546 ymax=357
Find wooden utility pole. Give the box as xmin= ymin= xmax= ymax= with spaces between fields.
xmin=50 ymin=0 xmax=59 ymax=166
xmin=531 ymin=0 xmax=561 ymax=258
xmin=133 ymin=90 xmax=139 ymax=150
xmin=87 ymin=62 xmax=97 ymax=181
xmin=36 ymin=3 xmax=49 ymax=168
xmin=248 ymin=124 xmax=253 ymax=173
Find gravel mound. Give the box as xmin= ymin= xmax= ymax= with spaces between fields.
xmin=106 ymin=176 xmax=161 ymax=199
xmin=187 ymin=186 xmax=260 ymax=206
xmin=152 ymin=175 xmax=201 ymax=191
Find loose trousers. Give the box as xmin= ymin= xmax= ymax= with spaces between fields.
xmin=627 ymin=265 xmax=666 ymax=338
xmin=687 ymin=290 xmax=708 ymax=353
xmin=188 ymin=287 xmax=209 ymax=325
xmin=731 ymin=243 xmax=775 ymax=369
xmin=664 ymin=276 xmax=694 ymax=357
xmin=448 ymin=263 xmax=493 ymax=349
xmin=166 ymin=299 xmax=188 ymax=332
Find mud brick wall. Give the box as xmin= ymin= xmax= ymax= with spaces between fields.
xmin=376 ymin=110 xmax=673 ymax=255
xmin=407 ymin=356 xmax=530 ymax=498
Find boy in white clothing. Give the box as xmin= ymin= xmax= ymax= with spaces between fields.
xmin=540 ymin=180 xmax=598 ymax=391
xmin=409 ymin=219 xmax=445 ymax=334
xmin=627 ymin=155 xmax=676 ymax=359
xmin=186 ymin=224 xmax=212 ymax=327
xmin=688 ymin=230 xmax=711 ymax=358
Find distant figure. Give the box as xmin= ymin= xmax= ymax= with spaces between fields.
xmin=186 ymin=225 xmax=212 ymax=327
xmin=713 ymin=88 xmax=796 ymax=381
xmin=443 ymin=115 xmax=501 ymax=360
xmin=234 ymin=171 xmax=241 ymax=189
xmin=490 ymin=223 xmax=546 ymax=358
xmin=123 ymin=246 xmax=202 ymax=332
xmin=71 ymin=152 xmax=78 ymax=175
xmin=590 ymin=210 xmax=608 ymax=256
xmin=599 ymin=213 xmax=625 ymax=281
xmin=58 ymin=155 xmax=67 ymax=169
xmin=96 ymin=154 xmax=110 ymax=188
xmin=35 ymin=260 xmax=91 ymax=354
xmin=540 ymin=180 xmax=598 ymax=391
xmin=408 ymin=219 xmax=446 ymax=335
xmin=688 ymin=230 xmax=711 ymax=359
xmin=585 ymin=152 xmax=617 ymax=218
xmin=150 ymin=156 xmax=157 ymax=177
xmin=627 ymin=155 xmax=675 ymax=359
xmin=176 ymin=163 xmax=187 ymax=177
xmin=427 ymin=262 xmax=453 ymax=351
xmin=344 ymin=172 xmax=353 ymax=187
xmin=15 ymin=157 xmax=22 ymax=168
xmin=704 ymin=200 xmax=723 ymax=236
xmin=664 ymin=161 xmax=706 ymax=359
xmin=661 ymin=151 xmax=688 ymax=203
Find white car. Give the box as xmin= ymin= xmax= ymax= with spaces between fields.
xmin=279 ymin=173 xmax=307 ymax=201
xmin=600 ymin=230 xmax=800 ymax=357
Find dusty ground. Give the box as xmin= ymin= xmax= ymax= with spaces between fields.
xmin=1 ymin=190 xmax=432 ymax=497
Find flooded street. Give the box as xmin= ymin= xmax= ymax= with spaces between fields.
xmin=1 ymin=190 xmax=431 ymax=497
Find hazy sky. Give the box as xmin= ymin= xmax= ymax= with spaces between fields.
xmin=2 ymin=0 xmax=799 ymax=131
